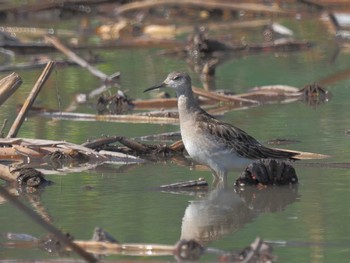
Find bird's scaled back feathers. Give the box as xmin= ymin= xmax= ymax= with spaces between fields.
xmin=195 ymin=109 xmax=299 ymax=161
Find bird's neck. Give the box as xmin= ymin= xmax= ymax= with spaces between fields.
xmin=177 ymin=92 xmax=200 ymax=122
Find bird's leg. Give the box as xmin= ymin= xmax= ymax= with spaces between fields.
xmin=211 ymin=169 xmax=228 ymax=189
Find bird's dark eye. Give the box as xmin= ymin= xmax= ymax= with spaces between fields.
xmin=173 ymin=75 xmax=181 ymax=80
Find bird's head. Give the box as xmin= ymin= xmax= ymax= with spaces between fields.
xmin=144 ymin=72 xmax=192 ymax=98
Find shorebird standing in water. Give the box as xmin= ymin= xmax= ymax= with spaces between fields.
xmin=144 ymin=72 xmax=299 ymax=182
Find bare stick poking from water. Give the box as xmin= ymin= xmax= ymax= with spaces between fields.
xmin=6 ymin=61 xmax=56 ymax=138
xmin=0 ymin=185 xmax=97 ymax=263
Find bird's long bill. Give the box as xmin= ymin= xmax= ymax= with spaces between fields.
xmin=143 ymin=82 xmax=166 ymax=93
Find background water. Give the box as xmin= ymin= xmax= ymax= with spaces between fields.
xmin=1 ymin=14 xmax=350 ymax=262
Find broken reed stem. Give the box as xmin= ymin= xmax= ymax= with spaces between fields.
xmin=0 ymin=185 xmax=97 ymax=263
xmin=44 ymin=35 xmax=118 ymax=82
xmin=7 ymin=61 xmax=56 ymax=138
xmin=0 ymin=72 xmax=22 ymax=106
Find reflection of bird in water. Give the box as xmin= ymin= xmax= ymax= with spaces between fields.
xmin=181 ymin=188 xmax=253 ymax=245
xmin=145 ymin=72 xmax=299 ymax=185
xmin=180 ymin=186 xmax=299 ymax=246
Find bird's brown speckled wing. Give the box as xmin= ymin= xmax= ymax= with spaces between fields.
xmin=196 ymin=110 xmax=299 ymax=160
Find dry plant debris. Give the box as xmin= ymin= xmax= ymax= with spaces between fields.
xmin=236 ymin=159 xmax=298 ymax=186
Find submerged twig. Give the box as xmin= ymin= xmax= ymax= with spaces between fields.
xmin=6 ymin=61 xmax=56 ymax=138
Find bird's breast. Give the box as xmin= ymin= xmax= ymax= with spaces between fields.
xmin=180 ymin=122 xmax=252 ymax=170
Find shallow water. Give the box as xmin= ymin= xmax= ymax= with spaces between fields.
xmin=1 ymin=15 xmax=350 ymax=262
